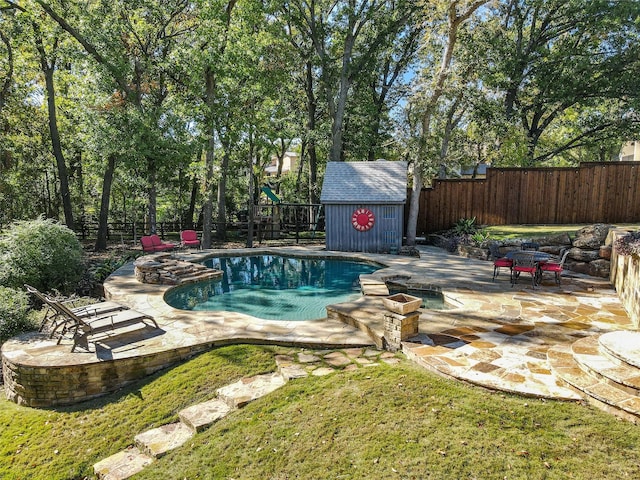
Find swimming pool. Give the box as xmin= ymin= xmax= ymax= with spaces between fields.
xmin=164 ymin=255 xmax=382 ymax=320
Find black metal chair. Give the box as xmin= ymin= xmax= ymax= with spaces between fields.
xmin=521 ymin=242 xmax=540 ymax=251
xmin=511 ymin=252 xmax=538 ymax=289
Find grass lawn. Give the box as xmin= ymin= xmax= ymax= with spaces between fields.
xmin=484 ymin=223 xmax=639 ymax=240
xmin=2 ymin=345 xmax=640 ymax=479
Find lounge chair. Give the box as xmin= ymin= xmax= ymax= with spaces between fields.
xmin=25 ymin=284 xmax=129 ymax=336
xmin=180 ymin=230 xmax=201 ymax=249
xmin=140 ymin=234 xmax=176 ymax=253
xmin=47 ymin=298 xmax=158 ymax=351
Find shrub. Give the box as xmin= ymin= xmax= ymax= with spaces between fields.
xmin=0 ymin=286 xmax=35 ymax=342
xmin=614 ymin=231 xmax=640 ymax=258
xmin=452 ymin=217 xmax=478 ymax=236
xmin=0 ymin=217 xmax=84 ymax=294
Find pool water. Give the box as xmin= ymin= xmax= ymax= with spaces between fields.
xmin=164 ymin=255 xmax=381 ymax=321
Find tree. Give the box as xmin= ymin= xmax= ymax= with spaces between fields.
xmin=405 ymin=0 xmax=489 ymax=246
xmin=472 ymin=0 xmax=640 ymax=164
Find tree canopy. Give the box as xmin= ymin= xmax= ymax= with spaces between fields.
xmin=0 ymin=0 xmax=637 ymax=245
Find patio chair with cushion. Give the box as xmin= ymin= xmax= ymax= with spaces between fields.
xmin=180 ymin=230 xmax=201 ymax=249
xmin=489 ymin=243 xmax=512 ymax=281
xmin=25 ymin=284 xmax=129 ymax=336
xmin=140 ymin=234 xmax=176 ymax=253
xmin=539 ymin=248 xmax=570 ymax=285
xmin=48 ymin=298 xmax=158 ymax=351
xmin=510 ymin=252 xmax=538 ymax=289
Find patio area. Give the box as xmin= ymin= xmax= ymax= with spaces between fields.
xmin=1 ymin=245 xmax=635 ymax=413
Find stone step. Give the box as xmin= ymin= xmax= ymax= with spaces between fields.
xmin=179 ymin=398 xmax=233 ymax=433
xmin=178 ymin=271 xmax=221 ymax=285
xmin=134 ymin=422 xmax=194 ymax=459
xmin=571 ymin=336 xmax=640 ymax=396
xmin=599 ymin=331 xmax=640 ymax=370
xmin=547 ymin=345 xmax=640 ymax=423
xmin=93 ymin=447 xmax=154 ymax=480
xmin=216 ymin=372 xmax=287 ymax=408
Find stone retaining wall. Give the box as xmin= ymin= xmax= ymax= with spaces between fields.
xmin=610 ymin=229 xmax=640 ymax=328
xmin=1 ymin=339 xmax=226 ymax=407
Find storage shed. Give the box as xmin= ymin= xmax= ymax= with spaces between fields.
xmin=320 ymin=160 xmax=407 ymax=253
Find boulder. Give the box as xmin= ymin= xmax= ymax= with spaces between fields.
xmin=565 ymin=260 xmax=590 ymax=275
xmin=572 ymin=223 xmax=614 ymax=249
xmin=588 ymin=259 xmax=611 ymax=278
xmin=538 ymin=232 xmax=572 ymax=246
xmin=568 ymin=247 xmax=601 ymax=262
xmin=457 ymin=245 xmax=489 ymax=260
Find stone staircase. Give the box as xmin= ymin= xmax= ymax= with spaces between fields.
xmin=92 ymin=348 xmax=396 ymax=479
xmin=548 ymin=331 xmax=640 ymax=423
xmin=93 ymin=368 xmax=304 ymax=479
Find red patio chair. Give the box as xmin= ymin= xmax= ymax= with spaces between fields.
xmin=540 ymin=248 xmax=570 ymax=285
xmin=149 ymin=234 xmax=176 ymax=251
xmin=180 ymin=230 xmax=201 ymax=249
xmin=493 ymin=257 xmax=513 ymax=281
xmin=140 ymin=235 xmax=156 ymax=252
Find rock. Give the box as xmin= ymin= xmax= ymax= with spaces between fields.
xmin=538 ymin=233 xmax=572 ymax=246
xmin=568 ymin=247 xmax=601 ymax=262
xmin=564 ymin=260 xmax=590 ymax=275
xmin=398 ymin=246 xmax=421 ymax=258
xmin=457 ymin=245 xmax=489 ymax=260
xmin=426 ymin=234 xmax=451 ymax=250
xmin=572 ymin=224 xmax=614 ymax=249
xmin=588 ymin=259 xmax=610 ymax=278
xmin=599 ymin=246 xmax=612 ymax=260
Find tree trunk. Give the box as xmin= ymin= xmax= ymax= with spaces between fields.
xmin=94 ymin=154 xmax=116 ymax=251
xmin=202 ymin=142 xmax=215 ymax=249
xmin=305 ymin=62 xmax=319 ymax=204
xmin=187 ymin=176 xmax=198 ymax=229
xmin=216 ymin=139 xmax=230 ymax=241
xmin=38 ymin=45 xmax=74 ymax=230
xmin=147 ymin=157 xmax=157 ymax=234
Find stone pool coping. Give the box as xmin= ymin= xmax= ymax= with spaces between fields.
xmin=2 ymin=245 xmax=633 ymax=407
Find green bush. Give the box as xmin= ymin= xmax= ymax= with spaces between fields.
xmin=0 ymin=286 xmax=35 ymax=342
xmin=0 ymin=217 xmax=84 ymax=294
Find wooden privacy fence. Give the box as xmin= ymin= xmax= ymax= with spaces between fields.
xmin=414 ymin=162 xmax=640 ymax=235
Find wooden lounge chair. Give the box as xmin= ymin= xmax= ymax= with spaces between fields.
xmin=25 ymin=284 xmax=129 ymax=336
xmin=47 ymin=298 xmax=158 ymax=351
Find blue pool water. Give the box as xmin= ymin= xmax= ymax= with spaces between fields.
xmin=164 ymin=255 xmax=382 ymax=321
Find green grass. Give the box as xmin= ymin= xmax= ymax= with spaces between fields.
xmin=3 ymin=346 xmax=640 ymax=479
xmin=484 ymin=223 xmax=639 ymax=240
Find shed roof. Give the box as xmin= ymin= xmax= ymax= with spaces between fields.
xmin=320 ymin=160 xmax=407 ymax=204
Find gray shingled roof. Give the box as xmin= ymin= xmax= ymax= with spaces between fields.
xmin=320 ymin=160 xmax=407 ymax=204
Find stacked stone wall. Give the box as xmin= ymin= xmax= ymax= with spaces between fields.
xmin=1 ymin=341 xmax=225 ymax=407
xmin=610 ymin=229 xmax=640 ymax=328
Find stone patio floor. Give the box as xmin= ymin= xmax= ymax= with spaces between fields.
xmin=3 ymin=245 xmax=634 ymax=402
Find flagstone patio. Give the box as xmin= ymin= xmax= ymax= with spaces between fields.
xmin=1 ymin=245 xmax=634 ymax=411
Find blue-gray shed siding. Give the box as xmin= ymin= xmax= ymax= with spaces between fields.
xmin=324 ymin=204 xmax=404 ymax=253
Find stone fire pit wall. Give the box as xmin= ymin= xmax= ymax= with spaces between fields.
xmin=134 ymin=254 xmax=222 ymax=285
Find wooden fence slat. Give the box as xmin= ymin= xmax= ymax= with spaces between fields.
xmin=417 ymin=162 xmax=640 ymax=234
